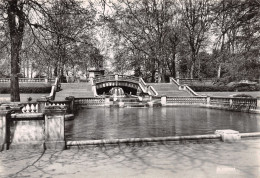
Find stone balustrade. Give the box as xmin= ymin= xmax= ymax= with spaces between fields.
xmin=166 ymin=96 xmax=207 ymax=105
xmin=0 ymin=105 xmax=67 ymax=150
xmin=170 ymin=77 xmax=198 ymax=96
xmin=163 ymin=96 xmax=259 ymax=112
xmin=94 ymin=74 xmax=139 ymax=84
xmin=0 ymin=78 xmax=48 ymax=83
xmin=20 ymin=97 xmax=74 ymax=114
xmin=139 ymin=78 xmax=158 ymax=96
xmin=74 ymin=97 xmax=105 ymax=107
xmin=21 ymin=102 xmax=39 ymax=113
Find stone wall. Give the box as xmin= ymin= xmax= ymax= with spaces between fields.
xmin=0 ymin=105 xmax=66 ymax=150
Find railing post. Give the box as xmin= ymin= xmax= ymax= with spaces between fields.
xmin=65 ymin=96 xmax=75 ymax=113
xmin=257 ymin=97 xmax=260 ymax=110
xmin=115 ymin=74 xmax=118 ymax=80
xmin=2 ymin=103 xmax=23 ymax=113
xmin=0 ymin=106 xmax=11 ymax=150
xmin=105 ymin=97 xmax=110 ymax=107
xmin=161 ymin=96 xmax=167 ymax=106
xmin=45 ymin=78 xmax=48 ymax=83
xmin=207 ymin=96 xmax=211 ymax=106
xmin=37 ymin=97 xmax=48 ymax=113
xmin=44 ymin=105 xmax=67 ymax=149
xmin=176 ymin=77 xmax=180 ymax=84
xmin=229 ymin=98 xmax=233 ymax=107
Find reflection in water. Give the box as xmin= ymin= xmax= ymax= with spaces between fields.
xmin=65 ymin=107 xmax=260 ymax=140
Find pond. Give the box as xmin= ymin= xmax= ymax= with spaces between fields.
xmin=65 ymin=107 xmax=260 ymax=141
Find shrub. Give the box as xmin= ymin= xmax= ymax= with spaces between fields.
xmin=0 ymin=82 xmax=52 ymax=94
xmin=230 ymin=94 xmax=253 ymax=98
xmin=190 ymin=84 xmax=260 ymax=92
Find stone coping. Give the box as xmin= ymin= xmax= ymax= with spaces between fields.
xmin=11 ymin=113 xmax=44 ymax=119
xmin=66 ymin=132 xmax=260 ymax=146
xmin=67 ymin=134 xmax=221 ymax=146
xmin=164 ymin=104 xmax=260 ymax=114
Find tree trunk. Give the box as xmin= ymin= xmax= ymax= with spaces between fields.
xmin=175 ymin=53 xmax=180 ymax=79
xmin=217 ymin=63 xmax=221 ymax=79
xmin=7 ymin=0 xmax=25 ymax=102
xmin=151 ymin=70 xmax=156 ymax=83
xmin=54 ymin=66 xmax=58 ymax=77
xmin=190 ymin=62 xmax=194 ymax=79
xmin=10 ymin=40 xmax=21 ymax=102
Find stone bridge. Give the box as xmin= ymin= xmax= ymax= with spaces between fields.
xmin=93 ymin=74 xmax=158 ymax=96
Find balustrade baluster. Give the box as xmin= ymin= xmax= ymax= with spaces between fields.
xmin=22 ymin=106 xmax=26 ymax=113
xmin=26 ymin=104 xmax=31 ymax=113
xmin=31 ymin=104 xmax=35 ymax=113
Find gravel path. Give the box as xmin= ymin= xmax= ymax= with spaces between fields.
xmin=1 ymin=139 xmax=260 ymax=178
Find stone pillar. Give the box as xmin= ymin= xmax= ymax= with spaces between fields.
xmin=2 ymin=103 xmax=23 ymax=114
xmin=0 ymin=106 xmax=11 ymax=150
xmin=44 ymin=106 xmax=67 ymax=149
xmin=161 ymin=96 xmax=167 ymax=106
xmin=206 ymin=96 xmax=211 ymax=106
xmin=257 ymin=97 xmax=260 ymax=110
xmin=37 ymin=97 xmax=48 ymax=113
xmin=229 ymin=98 xmax=233 ymax=107
xmin=147 ymin=101 xmax=153 ymax=107
xmin=118 ymin=101 xmax=124 ymax=108
xmin=115 ymin=74 xmax=118 ymax=80
xmin=105 ymin=97 xmax=110 ymax=107
xmin=52 ymin=85 xmax=57 ymax=100
xmin=176 ymin=77 xmax=180 ymax=84
xmin=215 ymin=130 xmax=241 ymax=142
xmin=65 ymin=96 xmax=75 ymax=113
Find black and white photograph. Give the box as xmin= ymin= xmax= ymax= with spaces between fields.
xmin=0 ymin=0 xmax=260 ymax=177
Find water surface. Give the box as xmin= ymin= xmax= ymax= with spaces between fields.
xmin=65 ymin=107 xmax=260 ymax=140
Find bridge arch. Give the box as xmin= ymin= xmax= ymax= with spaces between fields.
xmin=94 ymin=75 xmax=140 ymax=95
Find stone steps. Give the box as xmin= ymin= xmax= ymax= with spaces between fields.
xmin=148 ymin=83 xmax=192 ymax=96
xmin=55 ymin=83 xmax=94 ymax=100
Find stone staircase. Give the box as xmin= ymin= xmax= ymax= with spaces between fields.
xmin=55 ymin=83 xmax=94 ymax=100
xmin=147 ymin=83 xmax=193 ymax=96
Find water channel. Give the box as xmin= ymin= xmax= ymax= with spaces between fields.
xmin=65 ymin=107 xmax=260 ymax=141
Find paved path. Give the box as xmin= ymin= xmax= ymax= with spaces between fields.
xmin=1 ymin=139 xmax=260 ymax=178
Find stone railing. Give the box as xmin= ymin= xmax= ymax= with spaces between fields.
xmin=183 ymin=85 xmax=199 ymax=96
xmin=170 ymin=77 xmax=198 ymax=96
xmin=161 ymin=95 xmax=259 ymax=112
xmin=139 ymin=78 xmax=147 ymax=92
xmin=147 ymin=85 xmax=158 ymax=96
xmin=21 ymin=102 xmax=39 ymax=113
xmin=231 ymin=97 xmax=257 ymax=110
xmin=46 ymin=100 xmax=70 ymax=107
xmin=139 ymin=78 xmax=158 ymax=96
xmin=166 ymin=96 xmax=207 ymax=105
xmin=20 ymin=97 xmax=74 ymax=114
xmin=0 ymin=78 xmax=48 ymax=83
xmin=74 ymin=97 xmax=105 ymax=107
xmin=94 ymin=74 xmax=139 ymax=84
xmin=0 ymin=105 xmax=67 ymax=150
xmin=0 ymin=77 xmax=59 ymax=85
xmin=89 ymin=78 xmax=98 ymax=97
xmin=210 ymin=97 xmax=230 ymax=107
xmin=41 ymin=77 xmax=60 ymax=100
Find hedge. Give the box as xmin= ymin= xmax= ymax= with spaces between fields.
xmin=0 ymin=83 xmax=52 ymax=94
xmin=190 ymin=84 xmax=260 ymax=92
